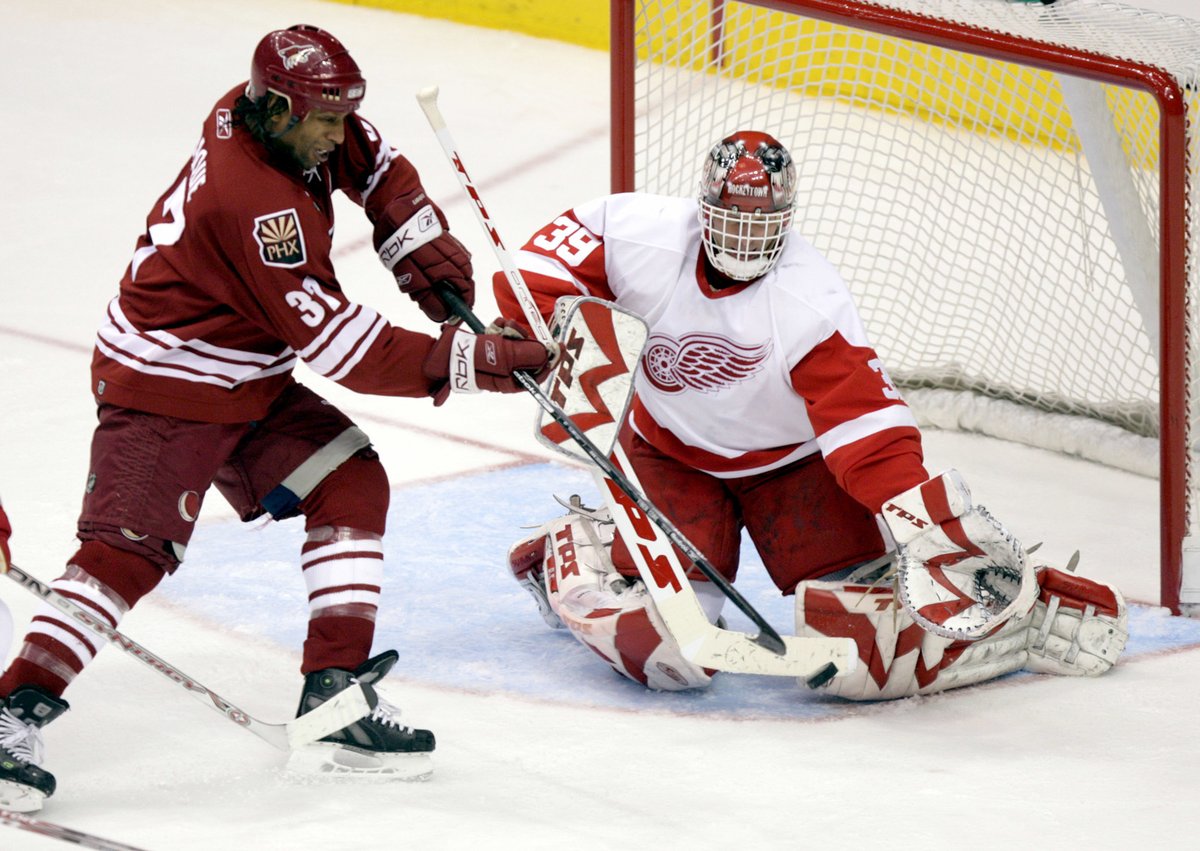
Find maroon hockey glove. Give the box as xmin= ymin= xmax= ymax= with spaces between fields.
xmin=374 ymin=191 xmax=475 ymax=323
xmin=423 ymin=323 xmax=552 ymax=404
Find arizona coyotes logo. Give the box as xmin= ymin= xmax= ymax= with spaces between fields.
xmin=280 ymin=44 xmax=319 ymax=70
xmin=641 ymin=332 xmax=771 ymax=394
xmin=253 ymin=209 xmax=306 ymax=268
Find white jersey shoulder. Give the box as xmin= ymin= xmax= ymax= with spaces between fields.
xmin=573 ymin=193 xmax=867 ymax=354
xmin=555 ymin=192 xmax=885 ymax=478
xmin=572 ymin=193 xmax=699 ymax=320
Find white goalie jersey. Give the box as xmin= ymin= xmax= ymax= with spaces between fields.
xmin=497 ymin=193 xmax=928 ymax=513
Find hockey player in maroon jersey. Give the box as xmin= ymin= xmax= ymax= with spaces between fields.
xmin=0 ymin=24 xmax=552 ymax=811
xmin=499 ymin=130 xmax=1127 ymax=698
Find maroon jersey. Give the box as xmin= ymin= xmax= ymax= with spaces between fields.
xmin=92 ymin=85 xmax=442 ymax=423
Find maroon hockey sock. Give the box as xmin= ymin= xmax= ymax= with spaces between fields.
xmin=301 ymin=614 xmax=376 ymax=674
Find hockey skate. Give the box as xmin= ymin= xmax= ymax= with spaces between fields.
xmin=286 ymin=650 xmax=435 ymax=781
xmin=0 ymin=686 xmax=69 ymax=813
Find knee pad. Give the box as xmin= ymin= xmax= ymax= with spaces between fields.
xmin=300 ymin=452 xmax=389 ymax=535
xmin=539 ymin=509 xmax=713 ymax=692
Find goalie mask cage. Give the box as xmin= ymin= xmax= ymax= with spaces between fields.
xmin=609 ymin=0 xmax=1200 ymax=612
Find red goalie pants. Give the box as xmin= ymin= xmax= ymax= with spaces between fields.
xmin=610 ymin=431 xmax=887 ymax=594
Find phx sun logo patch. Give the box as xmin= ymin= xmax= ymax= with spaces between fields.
xmin=253 ymin=209 xmax=307 ymax=268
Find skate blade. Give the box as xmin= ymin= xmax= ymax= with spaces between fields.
xmin=285 ymin=742 xmax=433 ymax=781
xmin=0 ymin=779 xmax=47 ymax=812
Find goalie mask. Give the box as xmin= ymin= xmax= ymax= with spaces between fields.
xmin=247 ymin=25 xmax=366 ymax=128
xmin=698 ymin=130 xmax=797 ymax=281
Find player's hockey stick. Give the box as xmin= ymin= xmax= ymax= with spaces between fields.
xmin=0 ymin=810 xmax=148 ymax=851
xmin=415 ymin=85 xmax=556 ymax=349
xmin=1 ymin=563 xmax=374 ymax=751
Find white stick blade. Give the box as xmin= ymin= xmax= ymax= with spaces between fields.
xmin=685 ymin=625 xmax=859 ymax=678
xmin=285 ymin=682 xmax=374 ymax=749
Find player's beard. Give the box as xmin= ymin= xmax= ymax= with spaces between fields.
xmin=263 ymin=135 xmax=315 ymax=175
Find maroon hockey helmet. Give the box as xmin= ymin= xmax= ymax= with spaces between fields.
xmin=247 ymin=25 xmax=366 ymax=124
xmin=698 ymin=130 xmax=797 ymax=280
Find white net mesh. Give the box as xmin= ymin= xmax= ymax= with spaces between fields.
xmin=625 ymin=0 xmax=1200 ymax=485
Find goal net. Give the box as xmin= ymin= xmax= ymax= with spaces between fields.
xmin=610 ymin=0 xmax=1200 ymax=610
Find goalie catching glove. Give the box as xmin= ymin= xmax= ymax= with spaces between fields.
xmin=374 ymin=190 xmax=474 ymax=322
xmin=880 ymin=469 xmax=1038 ymax=640
xmin=422 ymin=320 xmax=552 ymax=405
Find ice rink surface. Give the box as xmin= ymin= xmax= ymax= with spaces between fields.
xmin=2 ymin=0 xmax=1199 ymax=848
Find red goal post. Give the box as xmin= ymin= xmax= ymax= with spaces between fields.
xmin=610 ymin=0 xmax=1200 ymax=612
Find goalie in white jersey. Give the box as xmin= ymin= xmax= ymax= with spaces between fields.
xmin=499 ymin=130 xmax=1129 ymax=698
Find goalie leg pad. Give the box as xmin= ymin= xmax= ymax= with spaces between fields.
xmin=538 ymin=510 xmax=713 ymax=692
xmin=1024 ymin=567 xmax=1127 ymax=676
xmin=795 ymin=579 xmax=1029 ymax=700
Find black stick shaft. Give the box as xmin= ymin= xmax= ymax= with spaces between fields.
xmin=438 ymin=285 xmax=786 ymax=654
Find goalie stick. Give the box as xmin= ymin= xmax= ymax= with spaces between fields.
xmin=432 ymin=285 xmax=854 ymax=682
xmin=0 ymin=811 xmax=148 ymax=851
xmin=1 ymin=562 xmax=374 ymax=751
xmin=416 ymin=86 xmax=855 ymax=680
xmin=535 ymin=300 xmax=854 ymax=680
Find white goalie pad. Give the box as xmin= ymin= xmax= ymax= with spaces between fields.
xmin=795 ymin=564 xmax=1128 ymax=700
xmin=536 ymin=505 xmax=714 ymax=692
xmin=1025 ymin=566 xmax=1127 ymax=676
xmin=795 ymin=578 xmax=1029 ymax=700
xmin=535 ymin=296 xmax=648 ymax=460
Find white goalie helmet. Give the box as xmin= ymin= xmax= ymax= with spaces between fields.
xmin=698 ymin=130 xmax=797 ymax=281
